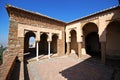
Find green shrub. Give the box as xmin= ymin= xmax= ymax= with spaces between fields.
xmin=0 ymin=45 xmax=5 ymax=65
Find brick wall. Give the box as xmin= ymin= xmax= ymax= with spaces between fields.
xmin=8 ymin=6 xmax=66 ymax=58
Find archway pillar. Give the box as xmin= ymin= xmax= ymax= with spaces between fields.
xmin=99 ymin=31 xmax=106 ymax=64
xmin=35 ymin=31 xmax=40 ymax=61
xmin=48 ymin=41 xmax=51 ymax=59
xmin=36 ymin=40 xmax=39 ymax=61
xmin=77 ymin=42 xmax=82 ymax=58
xmin=47 ymin=33 xmax=52 ymax=59
xmin=99 ymin=27 xmax=106 ymax=64
xmin=100 ymin=42 xmax=106 ymax=64
xmin=35 ymin=31 xmax=40 ymax=41
xmin=77 ymin=25 xmax=82 ymax=58
xmin=66 ymin=30 xmax=71 ymax=55
xmin=66 ymin=42 xmax=70 ymax=55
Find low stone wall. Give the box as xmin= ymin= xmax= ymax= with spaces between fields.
xmin=0 ymin=54 xmax=17 ymax=80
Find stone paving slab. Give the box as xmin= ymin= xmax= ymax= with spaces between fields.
xmin=28 ymin=56 xmax=113 ymax=80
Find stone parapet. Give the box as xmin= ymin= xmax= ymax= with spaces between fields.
xmin=0 ymin=55 xmax=17 ymax=80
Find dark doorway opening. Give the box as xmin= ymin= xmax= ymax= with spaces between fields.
xmin=70 ymin=30 xmax=78 ymax=57
xmin=39 ymin=33 xmax=48 ymax=55
xmin=24 ymin=31 xmax=36 ymax=59
xmin=106 ymin=21 xmax=120 ymax=59
xmin=51 ymin=34 xmax=58 ymax=54
xmin=82 ymin=22 xmax=101 ymax=57
xmin=85 ymin=32 xmax=101 ymax=57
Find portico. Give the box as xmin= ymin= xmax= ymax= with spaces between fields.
xmin=6 ymin=5 xmax=120 ymax=64
xmin=21 ymin=23 xmax=63 ymax=60
xmin=3 ymin=3 xmax=120 ymax=80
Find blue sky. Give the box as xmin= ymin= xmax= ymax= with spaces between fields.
xmin=0 ymin=0 xmax=119 ymax=47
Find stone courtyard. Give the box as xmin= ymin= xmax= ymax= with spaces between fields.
xmin=24 ymin=55 xmax=113 ymax=80
xmin=1 ymin=4 xmax=120 ymax=80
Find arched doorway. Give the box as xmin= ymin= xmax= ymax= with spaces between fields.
xmin=106 ymin=21 xmax=120 ymax=59
xmin=70 ymin=30 xmax=78 ymax=57
xmin=39 ymin=33 xmax=48 ymax=55
xmin=82 ymin=22 xmax=101 ymax=57
xmin=24 ymin=31 xmax=36 ymax=53
xmin=51 ymin=34 xmax=58 ymax=54
xmin=24 ymin=31 xmax=36 ymax=58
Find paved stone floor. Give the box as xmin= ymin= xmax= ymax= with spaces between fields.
xmin=26 ymin=55 xmax=113 ymax=80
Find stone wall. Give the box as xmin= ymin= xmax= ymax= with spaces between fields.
xmin=7 ymin=6 xmax=66 ymax=58
xmin=8 ymin=20 xmax=24 ymax=61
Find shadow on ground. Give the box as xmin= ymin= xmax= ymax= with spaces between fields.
xmin=9 ymin=59 xmax=21 ymax=80
xmin=106 ymin=59 xmax=120 ymax=80
xmin=24 ymin=52 xmax=33 ymax=80
xmin=9 ymin=54 xmax=120 ymax=80
xmin=24 ymin=61 xmax=30 ymax=80
xmin=60 ymin=57 xmax=113 ymax=80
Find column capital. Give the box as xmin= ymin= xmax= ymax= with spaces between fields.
xmin=36 ymin=40 xmax=40 ymax=42
xmin=47 ymin=39 xmax=52 ymax=42
xmin=77 ymin=41 xmax=82 ymax=43
xmin=47 ymin=33 xmax=52 ymax=42
xmin=66 ymin=42 xmax=70 ymax=43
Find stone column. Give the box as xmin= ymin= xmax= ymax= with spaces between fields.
xmin=101 ymin=42 xmax=106 ymax=64
xmin=36 ymin=31 xmax=40 ymax=61
xmin=78 ymin=42 xmax=82 ymax=58
xmin=48 ymin=41 xmax=51 ymax=59
xmin=47 ymin=33 xmax=52 ymax=59
xmin=66 ymin=42 xmax=70 ymax=55
xmin=36 ymin=41 xmax=39 ymax=61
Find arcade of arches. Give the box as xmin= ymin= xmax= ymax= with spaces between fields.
xmin=24 ymin=31 xmax=59 ymax=60
xmin=7 ymin=5 xmax=120 ymax=64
